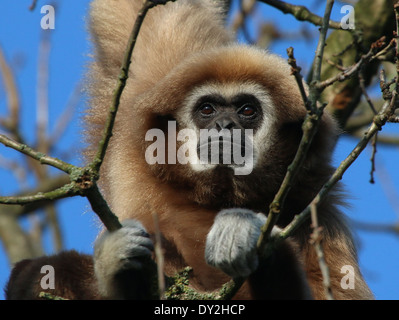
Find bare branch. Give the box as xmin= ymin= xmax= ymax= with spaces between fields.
xmin=316 ymin=37 xmax=389 ymax=90
xmin=311 ymin=0 xmax=335 ymax=85
xmin=279 ymin=91 xmax=398 ymax=242
xmin=0 ymin=213 xmax=39 ymax=264
xmin=359 ymin=72 xmax=378 ymax=115
xmin=0 ymin=45 xmax=21 ymax=139
xmin=84 ymin=183 xmax=122 ymax=231
xmin=319 ymin=0 xmax=395 ymax=127
xmin=0 ymin=134 xmax=74 ymax=174
xmin=258 ymin=0 xmax=334 ymax=255
xmin=286 ymin=47 xmax=311 ymax=111
xmin=0 ymin=183 xmax=77 ymax=205
xmin=310 ymin=203 xmax=334 ymax=300
xmin=0 ymin=175 xmax=70 ymax=217
xmin=48 ymin=82 xmax=83 ymax=148
xmin=230 ymin=0 xmax=257 ymax=43
xmin=369 ymin=133 xmax=378 ymax=184
xmin=352 ymin=220 xmax=399 ymax=235
xmin=258 ymin=0 xmax=342 ymax=29
xmin=36 ymin=29 xmax=52 ymax=156
xmin=29 ymin=0 xmax=39 ymax=11
xmin=152 ymin=212 xmax=166 ymax=299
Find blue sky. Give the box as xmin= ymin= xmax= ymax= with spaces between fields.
xmin=0 ymin=0 xmax=398 ymax=300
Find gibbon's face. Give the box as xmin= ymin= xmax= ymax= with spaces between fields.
xmin=174 ymin=82 xmax=277 ymax=176
xmin=139 ymin=46 xmax=336 ymax=207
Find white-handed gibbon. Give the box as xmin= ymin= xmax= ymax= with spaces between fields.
xmin=5 ymin=0 xmax=373 ymax=300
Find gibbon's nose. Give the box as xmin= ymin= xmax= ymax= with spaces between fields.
xmin=215 ymin=118 xmax=235 ymax=131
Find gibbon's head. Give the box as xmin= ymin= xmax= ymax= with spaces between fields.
xmin=134 ymin=45 xmax=337 ymax=208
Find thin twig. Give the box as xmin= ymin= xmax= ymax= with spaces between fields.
xmin=257 ymin=0 xmax=335 ymax=255
xmin=369 ymin=132 xmax=378 ymax=184
xmin=48 ymin=82 xmax=83 ymax=148
xmin=0 ymin=46 xmax=21 ymax=141
xmin=0 ymin=134 xmax=74 ymax=174
xmin=0 ymin=183 xmax=77 ymax=205
xmin=317 ymin=37 xmax=388 ymax=90
xmin=373 ymin=38 xmax=396 ymax=61
xmin=380 ymin=69 xmax=393 ymax=101
xmin=278 ymin=91 xmax=398 ymax=243
xmin=36 ymin=29 xmax=51 ymax=156
xmin=29 ymin=0 xmax=39 ymax=11
xmin=388 ymin=114 xmax=399 ymax=122
xmin=0 ymin=175 xmax=70 ymax=217
xmin=310 ymin=202 xmax=334 ymax=300
xmin=85 ymin=183 xmax=122 ymax=231
xmin=286 ymin=47 xmax=310 ymax=111
xmin=359 ymin=72 xmax=378 ymax=115
xmin=325 ymin=58 xmax=346 ymax=71
xmin=0 ymin=154 xmax=28 ymax=189
xmin=311 ymin=0 xmax=335 ymax=84
xmin=352 ymin=220 xmax=399 ymax=235
xmin=257 ymin=109 xmax=324 ymax=253
xmin=230 ymin=0 xmax=257 ymax=44
xmin=351 ymin=129 xmax=399 ymax=145
xmin=152 ymin=212 xmax=166 ymax=299
xmin=258 ymin=0 xmax=341 ymax=29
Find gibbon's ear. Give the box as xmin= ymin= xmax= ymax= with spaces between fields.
xmin=89 ymin=0 xmax=136 ymax=75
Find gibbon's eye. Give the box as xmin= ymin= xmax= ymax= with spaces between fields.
xmin=238 ymin=104 xmax=257 ymax=117
xmin=199 ymin=103 xmax=216 ymax=116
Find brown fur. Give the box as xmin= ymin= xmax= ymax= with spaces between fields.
xmin=6 ymin=0 xmax=373 ymax=300
xmin=5 ymin=251 xmax=98 ymax=300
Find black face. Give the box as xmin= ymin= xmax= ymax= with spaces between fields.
xmin=192 ymin=93 xmax=263 ymax=167
xmin=192 ymin=93 xmax=263 ymax=132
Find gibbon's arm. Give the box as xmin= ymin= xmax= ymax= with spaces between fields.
xmin=5 ymin=220 xmax=155 ymax=300
xmin=205 ymin=209 xmax=313 ymax=299
xmin=93 ymin=220 xmax=155 ymax=299
xmin=204 ymin=209 xmax=374 ymax=300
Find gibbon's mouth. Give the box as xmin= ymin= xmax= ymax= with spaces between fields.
xmin=196 ymin=138 xmax=253 ymax=167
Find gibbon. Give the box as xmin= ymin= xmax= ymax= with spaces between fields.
xmin=5 ymin=0 xmax=373 ymax=300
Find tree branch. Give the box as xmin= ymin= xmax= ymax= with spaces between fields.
xmin=279 ymin=91 xmax=398 ymax=243
xmin=29 ymin=0 xmax=39 ymax=11
xmin=317 ymin=37 xmax=389 ymax=90
xmin=258 ymin=0 xmax=342 ymax=29
xmin=309 ymin=203 xmax=334 ymax=300
xmin=0 ymin=45 xmax=21 ymax=142
xmin=0 ymin=134 xmax=74 ymax=174
xmin=258 ymin=0 xmax=334 ymax=255
xmin=319 ymin=0 xmax=395 ymax=128
xmin=287 ymin=47 xmax=311 ymax=111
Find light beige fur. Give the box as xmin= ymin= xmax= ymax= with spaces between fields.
xmin=83 ymin=0 xmax=373 ymax=299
